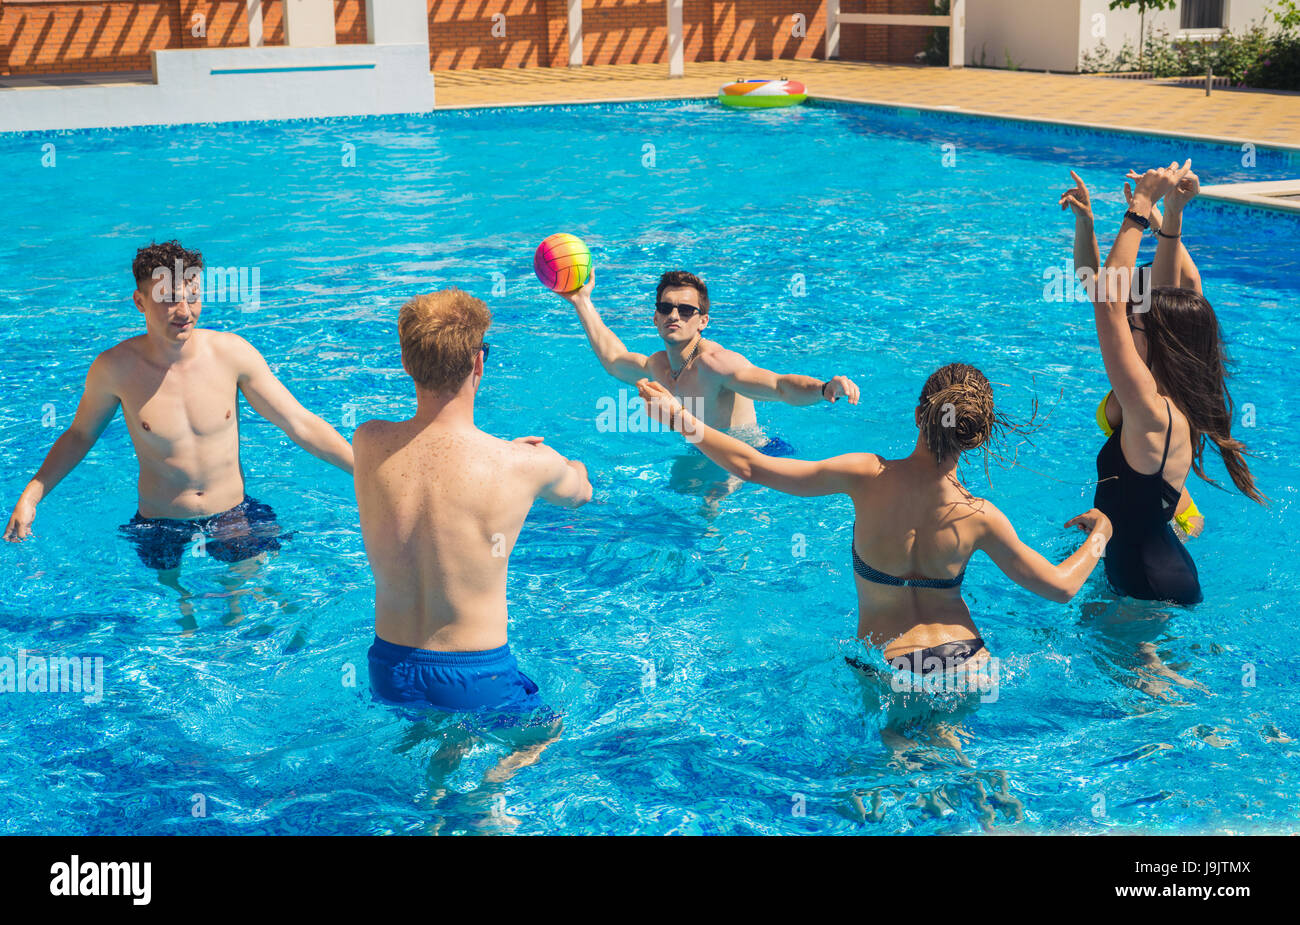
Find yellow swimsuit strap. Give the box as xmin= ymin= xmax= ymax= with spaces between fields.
xmin=1096 ymin=390 xmax=1114 ymax=438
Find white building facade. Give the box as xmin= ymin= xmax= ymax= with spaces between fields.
xmin=964 ymin=0 xmax=1279 ymax=72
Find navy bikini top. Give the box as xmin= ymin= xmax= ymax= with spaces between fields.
xmin=850 ymin=521 xmax=965 ymax=590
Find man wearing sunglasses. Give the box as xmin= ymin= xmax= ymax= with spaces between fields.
xmin=558 ymin=269 xmax=859 ymax=443
xmin=353 ymin=287 xmax=591 ymax=725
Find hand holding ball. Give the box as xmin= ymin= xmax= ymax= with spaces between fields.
xmin=534 ymin=233 xmax=592 ymax=294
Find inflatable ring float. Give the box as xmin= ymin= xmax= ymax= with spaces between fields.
xmin=718 ymin=78 xmax=807 ymax=109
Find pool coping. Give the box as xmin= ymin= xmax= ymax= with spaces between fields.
xmin=433 ymin=89 xmax=1300 ymax=155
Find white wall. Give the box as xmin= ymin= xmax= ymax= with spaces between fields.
xmin=966 ymin=0 xmax=1082 ymax=71
xmin=0 ymin=45 xmax=435 ymax=133
xmin=968 ymin=0 xmax=1282 ymax=73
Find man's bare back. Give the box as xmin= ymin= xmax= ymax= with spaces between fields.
xmin=355 ymin=420 xmax=588 ymax=652
xmin=358 ymin=288 xmax=590 ymax=717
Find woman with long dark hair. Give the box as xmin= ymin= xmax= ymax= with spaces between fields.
xmin=1091 ymin=160 xmax=1264 ymax=605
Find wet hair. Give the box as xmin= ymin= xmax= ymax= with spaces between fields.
xmin=917 ymin=363 xmax=1003 ymax=465
xmin=398 ymin=288 xmax=492 ymax=394
xmin=132 ymin=240 xmax=203 ymax=286
xmin=656 ymin=270 xmax=709 ymax=315
xmin=1140 ymin=287 xmax=1263 ymax=503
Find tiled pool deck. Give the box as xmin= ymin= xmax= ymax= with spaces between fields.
xmin=433 ymin=60 xmax=1300 ymax=151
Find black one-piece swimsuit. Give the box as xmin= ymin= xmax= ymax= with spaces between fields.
xmin=1093 ymin=399 xmax=1203 ymax=605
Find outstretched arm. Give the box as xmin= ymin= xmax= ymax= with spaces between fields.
xmin=976 ymin=504 xmax=1112 ymax=603
xmin=558 ymin=272 xmax=653 ymax=385
xmin=516 ymin=437 xmax=592 ymax=508
xmin=703 ymin=350 xmax=860 ymax=406
xmin=637 ymin=379 xmax=875 ymax=496
xmin=5 ymin=354 xmax=121 ymax=541
xmin=226 ymin=335 xmax=355 ymax=475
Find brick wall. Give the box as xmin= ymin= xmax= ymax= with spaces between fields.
xmin=1 ymin=1 xmax=930 ymax=77
xmin=838 ymin=0 xmax=936 ymax=64
xmin=429 ymin=1 xmax=831 ymax=70
xmin=0 ymin=1 xmax=366 ymax=76
xmin=428 ymin=0 xmax=556 ymax=70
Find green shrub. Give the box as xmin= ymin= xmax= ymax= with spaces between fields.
xmin=1079 ymin=23 xmax=1299 ymax=89
xmin=1244 ymin=33 xmax=1300 ymax=88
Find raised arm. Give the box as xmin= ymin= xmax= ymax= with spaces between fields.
xmin=1141 ymin=169 xmax=1202 ymax=293
xmin=1094 ymin=160 xmax=1191 ymax=429
xmin=637 ymin=379 xmax=875 ymax=496
xmin=1060 ymin=170 xmax=1100 ymax=280
xmin=557 ymin=272 xmax=653 ymax=385
xmin=225 ymin=334 xmax=355 ymax=475
xmin=701 ymin=350 xmax=860 ymax=406
xmin=976 ymin=503 xmax=1112 ymax=603
xmin=5 ymin=354 xmax=121 ymax=541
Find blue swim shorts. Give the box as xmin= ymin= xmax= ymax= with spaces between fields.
xmin=119 ymin=494 xmax=283 ymax=571
xmin=758 ymin=435 xmax=796 ymax=457
xmin=367 ymin=635 xmax=550 ymax=721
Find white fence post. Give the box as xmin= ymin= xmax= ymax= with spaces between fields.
xmin=668 ymin=0 xmax=684 ymax=77
xmin=949 ymin=0 xmax=966 ymax=68
xmin=568 ymin=0 xmax=584 ymax=67
xmin=247 ymin=0 xmax=264 ymax=48
xmin=826 ymin=0 xmax=840 ymax=59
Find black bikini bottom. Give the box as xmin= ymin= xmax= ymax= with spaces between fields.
xmin=845 ymin=637 xmax=986 ymax=677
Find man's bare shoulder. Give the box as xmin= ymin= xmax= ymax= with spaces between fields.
xmin=696 ymin=341 xmax=746 ymax=375
xmin=92 ymin=336 xmax=150 ymax=384
xmin=352 ymin=417 xmax=389 ymax=444
xmin=99 ymin=334 xmax=146 ymax=363
xmin=205 ymin=329 xmax=259 ymax=361
xmin=503 ymin=436 xmax=568 ymax=479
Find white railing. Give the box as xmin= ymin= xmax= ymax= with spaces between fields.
xmin=559 ymin=0 xmax=967 ymax=75
xmin=827 ymin=0 xmax=966 ymax=67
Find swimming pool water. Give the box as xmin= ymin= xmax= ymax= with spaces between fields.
xmin=1 ymin=99 xmax=1298 ymax=835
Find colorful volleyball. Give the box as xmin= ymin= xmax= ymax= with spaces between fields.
xmin=534 ymin=233 xmax=592 ymax=293
xmin=718 ymin=79 xmax=807 ymax=108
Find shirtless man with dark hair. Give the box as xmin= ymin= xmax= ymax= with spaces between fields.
xmin=4 ymin=240 xmax=354 ymax=580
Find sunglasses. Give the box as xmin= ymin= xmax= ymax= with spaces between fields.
xmin=480 ymin=342 xmax=491 ymax=363
xmin=655 ymin=302 xmax=702 ymax=319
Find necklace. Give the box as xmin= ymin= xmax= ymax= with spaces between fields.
xmin=670 ymin=336 xmax=703 ymax=381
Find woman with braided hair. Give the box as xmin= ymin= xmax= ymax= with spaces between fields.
xmin=636 ymin=363 xmax=1112 ymax=678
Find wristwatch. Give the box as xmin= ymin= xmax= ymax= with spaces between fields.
xmin=1124 ymin=210 xmax=1151 ymax=230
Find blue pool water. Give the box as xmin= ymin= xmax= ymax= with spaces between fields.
xmin=1 ymin=100 xmax=1298 ymax=835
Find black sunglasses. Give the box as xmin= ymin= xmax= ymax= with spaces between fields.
xmin=480 ymin=342 xmax=491 ymax=363
xmin=655 ymin=302 xmax=701 ymax=319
